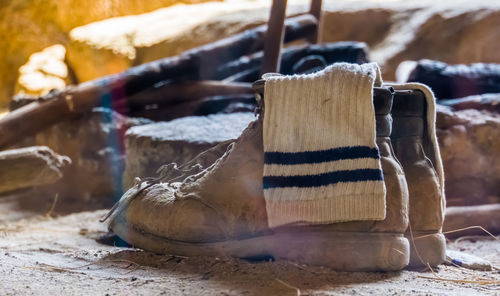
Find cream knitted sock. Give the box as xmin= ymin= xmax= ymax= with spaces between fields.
xmin=263 ymin=63 xmax=386 ymax=228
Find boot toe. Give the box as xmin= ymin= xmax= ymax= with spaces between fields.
xmin=109 ymin=182 xmax=228 ymax=245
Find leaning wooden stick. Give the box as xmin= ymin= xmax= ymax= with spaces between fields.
xmin=0 ymin=15 xmax=316 ymax=150
xmin=260 ymin=0 xmax=287 ymax=74
xmin=307 ymin=0 xmax=322 ymax=43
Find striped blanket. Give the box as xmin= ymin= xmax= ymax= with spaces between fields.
xmin=262 ymin=63 xmax=386 ymax=228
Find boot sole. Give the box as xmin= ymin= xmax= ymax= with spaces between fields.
xmin=405 ymin=232 xmax=446 ymax=268
xmin=111 ymin=218 xmax=409 ymax=271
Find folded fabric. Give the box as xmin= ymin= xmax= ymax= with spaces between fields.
xmin=263 ymin=63 xmax=386 ymax=227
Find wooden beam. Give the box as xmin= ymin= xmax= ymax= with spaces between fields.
xmin=1 ymin=81 xmax=254 ymax=150
xmin=0 ymin=146 xmax=70 ymax=194
xmin=443 ymin=204 xmax=500 ymax=238
xmin=124 ymin=81 xmax=253 ymax=111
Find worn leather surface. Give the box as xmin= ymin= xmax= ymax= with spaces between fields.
xmin=298 ymin=137 xmax=408 ymax=234
xmin=391 ymin=90 xmax=444 ymax=232
xmin=121 ymin=119 xmax=269 ymax=243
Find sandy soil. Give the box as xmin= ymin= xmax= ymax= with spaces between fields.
xmin=0 ymin=193 xmax=499 ymax=295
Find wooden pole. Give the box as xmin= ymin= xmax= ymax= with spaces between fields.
xmin=260 ymin=0 xmax=287 ymax=75
xmin=307 ymin=0 xmax=323 ymax=43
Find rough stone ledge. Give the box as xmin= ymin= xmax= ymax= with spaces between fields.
xmin=123 ymin=112 xmax=256 ymax=188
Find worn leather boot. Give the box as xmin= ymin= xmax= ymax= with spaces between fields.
xmin=105 ymin=81 xmax=410 ymax=271
xmin=390 ymin=88 xmax=446 ymax=267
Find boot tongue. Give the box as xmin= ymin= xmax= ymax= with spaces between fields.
xmin=391 ymin=90 xmax=426 ymax=138
xmin=374 ymin=86 xmax=394 ymax=137
xmin=392 ymin=89 xmax=426 ymax=117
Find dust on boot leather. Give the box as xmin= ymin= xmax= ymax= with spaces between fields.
xmin=107 ymin=120 xmax=269 ymax=243
xmin=390 ymin=88 xmax=446 ymax=267
xmin=105 ymin=77 xmax=409 ymax=271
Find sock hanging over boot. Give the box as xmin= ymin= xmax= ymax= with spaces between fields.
xmin=263 ymin=63 xmax=386 ymax=227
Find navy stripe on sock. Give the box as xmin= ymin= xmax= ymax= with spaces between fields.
xmin=263 ymin=168 xmax=383 ymax=189
xmin=264 ymin=146 xmax=380 ymax=165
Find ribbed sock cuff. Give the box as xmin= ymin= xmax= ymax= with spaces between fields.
xmin=266 ymin=191 xmax=386 ymax=227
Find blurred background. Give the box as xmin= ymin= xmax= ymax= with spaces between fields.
xmin=2 ymin=0 xmax=500 ymax=110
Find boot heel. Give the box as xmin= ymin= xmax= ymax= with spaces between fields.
xmin=406 ymin=232 xmax=446 ymax=267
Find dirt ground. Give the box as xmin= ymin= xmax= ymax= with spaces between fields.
xmin=0 ymin=192 xmax=499 ymax=295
